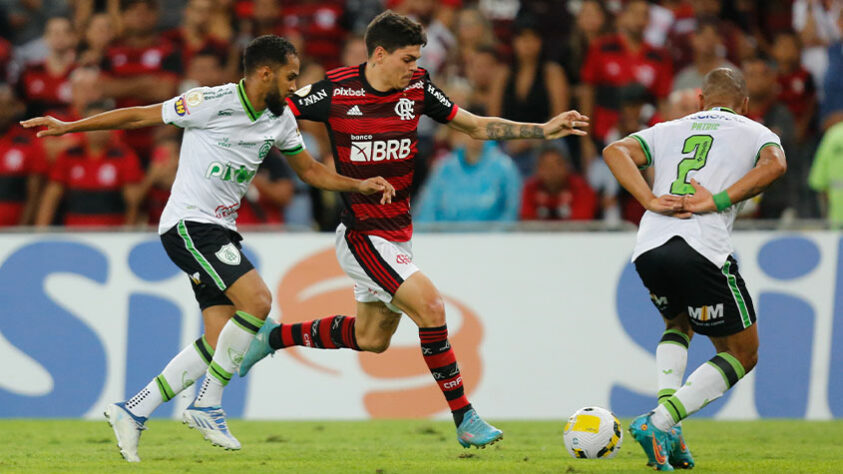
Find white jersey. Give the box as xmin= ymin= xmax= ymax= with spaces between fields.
xmin=631 ymin=108 xmax=782 ymax=267
xmin=158 ymin=81 xmax=305 ymax=234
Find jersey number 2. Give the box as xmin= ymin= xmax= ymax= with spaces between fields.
xmin=670 ymin=135 xmax=714 ymax=195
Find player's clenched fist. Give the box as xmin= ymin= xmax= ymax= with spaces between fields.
xmin=543 ymin=110 xmax=590 ymax=139
xmin=358 ymin=177 xmax=395 ymax=204
xmin=20 ymin=116 xmax=70 ymax=137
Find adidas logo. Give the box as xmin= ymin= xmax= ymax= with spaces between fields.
xmin=347 ymin=105 xmax=363 ymax=116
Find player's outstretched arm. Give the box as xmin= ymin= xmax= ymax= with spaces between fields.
xmin=603 ymin=137 xmax=688 ymax=218
xmin=285 ymin=150 xmax=395 ymax=204
xmin=683 ymin=145 xmax=787 ymax=214
xmin=20 ymin=104 xmax=165 ymax=137
xmin=447 ymin=108 xmax=589 ymax=140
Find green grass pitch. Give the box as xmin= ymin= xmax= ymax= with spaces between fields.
xmin=0 ymin=419 xmax=841 ymax=473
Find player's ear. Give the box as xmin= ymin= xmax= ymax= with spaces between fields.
xmin=740 ymin=96 xmax=749 ymax=115
xmin=697 ymin=93 xmax=705 ymax=112
xmin=373 ymin=46 xmax=385 ymax=64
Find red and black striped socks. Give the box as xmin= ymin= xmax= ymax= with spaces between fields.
xmin=268 ymin=315 xmax=360 ymax=350
xmin=420 ymin=325 xmax=472 ymax=427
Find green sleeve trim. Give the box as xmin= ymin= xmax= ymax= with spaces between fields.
xmin=754 ymin=142 xmax=780 ymax=164
xmin=281 ymin=145 xmax=304 ymax=155
xmin=630 ymin=134 xmax=653 ymax=169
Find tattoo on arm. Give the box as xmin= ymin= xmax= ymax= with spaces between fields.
xmin=485 ymin=121 xmax=544 ymax=140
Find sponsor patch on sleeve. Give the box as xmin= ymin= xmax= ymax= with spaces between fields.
xmin=174 ymin=96 xmax=188 ymax=116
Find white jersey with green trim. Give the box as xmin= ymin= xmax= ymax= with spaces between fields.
xmin=158 ymin=80 xmax=305 ymax=234
xmin=630 ymin=108 xmax=781 ymax=267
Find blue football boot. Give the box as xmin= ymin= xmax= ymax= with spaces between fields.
xmin=629 ymin=413 xmax=674 ymax=471
xmin=456 ymin=408 xmax=503 ymax=448
xmin=239 ymin=318 xmax=279 ymax=376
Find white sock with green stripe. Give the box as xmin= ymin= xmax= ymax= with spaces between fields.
xmin=125 ymin=336 xmax=215 ymax=418
xmin=194 ymin=310 xmax=264 ymax=408
xmin=656 ymin=329 xmax=690 ymax=404
xmin=650 ymin=352 xmax=746 ymax=431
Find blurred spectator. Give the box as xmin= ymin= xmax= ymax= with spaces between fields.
xmin=605 ymin=84 xmax=650 ymax=143
xmin=644 ymin=0 xmax=676 ymax=48
xmin=0 ymin=36 xmax=12 ymax=83
xmin=41 ymin=66 xmax=103 ymax=162
xmin=821 ymin=12 xmax=843 ymax=130
xmin=340 ymin=34 xmax=368 ymax=67
xmin=602 ymin=84 xmax=651 ymax=225
xmin=0 ymin=83 xmax=47 ymax=226
xmin=809 ymin=118 xmax=843 ymax=227
xmin=516 ymin=0 xmax=572 ymax=65
xmin=463 ymin=45 xmax=503 ymax=116
xmin=77 ymin=12 xmax=116 ymax=67
xmin=181 ymin=47 xmax=226 ymax=90
xmin=520 ymin=145 xmax=596 ymax=221
xmin=672 ymin=18 xmax=735 ymax=92
xmin=772 ymin=30 xmax=818 ymax=144
xmin=396 ymin=0 xmax=455 ymax=77
xmin=17 ymin=16 xmax=77 ymax=118
xmin=162 ymin=0 xmax=230 ymax=73
xmin=581 ymin=0 xmax=672 ymax=145
xmin=793 ymin=0 xmax=841 ymax=99
xmin=139 ymin=135 xmax=178 ymax=224
xmin=346 ymin=0 xmax=387 ymax=34
xmin=237 ymin=148 xmax=294 ymax=226
xmin=36 ymin=100 xmax=145 ymax=227
xmin=744 ymin=56 xmax=798 ymax=219
xmin=6 ymin=0 xmax=70 ymax=46
xmin=561 ymin=0 xmax=613 ymax=88
xmin=668 ymin=0 xmax=746 ymax=70
xmin=489 ymin=15 xmax=568 ymax=176
xmin=452 ymin=7 xmax=495 ymax=76
xmin=489 ymin=15 xmax=568 ymax=124
xmin=666 ymin=87 xmax=700 ymax=120
xmin=416 ymin=133 xmax=521 ymax=223
xmin=281 ymin=0 xmax=346 ymax=70
xmin=101 ymin=0 xmax=180 ymax=162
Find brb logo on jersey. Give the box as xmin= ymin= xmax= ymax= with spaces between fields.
xmin=350 ymin=135 xmax=412 ymax=162
xmin=395 ymin=98 xmax=415 ymax=120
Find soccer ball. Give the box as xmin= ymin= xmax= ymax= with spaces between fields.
xmin=563 ymin=406 xmax=623 ymax=459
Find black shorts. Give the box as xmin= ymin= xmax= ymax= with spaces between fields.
xmin=634 ymin=236 xmax=756 ymax=337
xmin=160 ymin=220 xmax=254 ymax=310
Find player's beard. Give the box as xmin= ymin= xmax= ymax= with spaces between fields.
xmin=265 ymin=89 xmax=287 ymax=116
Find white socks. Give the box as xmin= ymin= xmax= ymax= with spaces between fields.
xmin=194 ymin=311 xmax=264 ymax=407
xmin=651 ymin=352 xmax=746 ymax=431
xmin=125 ymin=336 xmax=214 ymax=418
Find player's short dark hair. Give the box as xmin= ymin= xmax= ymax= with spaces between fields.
xmin=243 ymin=35 xmax=298 ymax=74
xmin=701 ymin=67 xmax=748 ymax=104
xmin=364 ymin=10 xmax=427 ymax=56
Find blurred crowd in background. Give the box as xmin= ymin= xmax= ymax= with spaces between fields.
xmin=1 ymin=0 xmax=842 ymax=230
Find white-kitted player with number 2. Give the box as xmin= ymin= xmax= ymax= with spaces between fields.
xmin=22 ymin=35 xmax=394 ymax=462
xmin=603 ymin=67 xmax=786 ymax=471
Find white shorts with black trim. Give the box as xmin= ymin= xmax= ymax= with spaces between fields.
xmin=335 ymin=223 xmax=419 ymax=313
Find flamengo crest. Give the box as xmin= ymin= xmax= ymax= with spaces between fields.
xmin=395 ymin=98 xmax=415 ymax=120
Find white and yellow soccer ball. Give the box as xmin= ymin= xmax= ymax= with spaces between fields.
xmin=563 ymin=406 xmax=623 ymax=459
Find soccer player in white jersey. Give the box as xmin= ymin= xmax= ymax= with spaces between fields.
xmin=22 ymin=36 xmax=394 ymax=462
xmin=603 ymin=68 xmax=786 ymax=471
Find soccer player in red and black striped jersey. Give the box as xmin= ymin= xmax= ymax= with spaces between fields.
xmin=239 ymin=11 xmax=589 ymax=449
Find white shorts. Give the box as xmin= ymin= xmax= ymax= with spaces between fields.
xmin=335 ymin=223 xmax=419 ymax=313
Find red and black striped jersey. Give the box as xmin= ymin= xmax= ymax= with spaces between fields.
xmin=49 ymin=137 xmax=143 ymax=227
xmin=17 ymin=61 xmax=74 ymax=117
xmin=0 ymin=126 xmax=47 ymax=226
xmin=286 ymin=63 xmax=458 ymax=241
